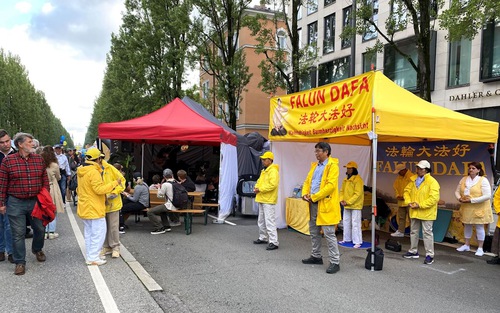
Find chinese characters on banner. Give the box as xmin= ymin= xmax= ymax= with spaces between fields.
xmin=377 ymin=141 xmax=494 ymax=205
xmin=269 ymin=73 xmax=374 ymax=140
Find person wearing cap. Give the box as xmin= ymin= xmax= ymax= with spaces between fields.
xmin=0 ymin=132 xmax=50 ymax=275
xmin=402 ymin=160 xmax=440 ymax=265
xmin=54 ymin=144 xmax=71 ymax=204
xmin=253 ymin=151 xmax=280 ymax=250
xmin=76 ymin=147 xmax=121 ymax=266
xmin=301 ymin=142 xmax=342 ymax=274
xmin=392 ymin=164 xmax=413 ymax=237
xmin=339 ymin=161 xmax=364 ymax=249
xmin=454 ymin=162 xmax=492 ymax=257
xmin=100 ymin=159 xmax=126 ymax=259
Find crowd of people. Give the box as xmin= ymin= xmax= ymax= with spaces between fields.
xmin=1 ymin=133 xmax=499 ymax=276
xmin=252 ymin=141 xmax=500 ymax=274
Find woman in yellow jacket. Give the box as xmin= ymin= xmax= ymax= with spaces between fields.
xmin=403 ymin=160 xmax=440 ymax=265
xmin=100 ymin=160 xmax=125 ymax=259
xmin=77 ymin=148 xmax=121 ymax=266
xmin=339 ymin=161 xmax=364 ymax=248
xmin=487 ymin=186 xmax=500 ymax=264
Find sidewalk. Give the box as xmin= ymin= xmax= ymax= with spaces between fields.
xmin=0 ymin=203 xmax=163 ymax=313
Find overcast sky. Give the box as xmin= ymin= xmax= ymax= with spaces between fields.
xmin=0 ymin=0 xmax=264 ymax=147
xmin=0 ymin=0 xmax=124 ymax=147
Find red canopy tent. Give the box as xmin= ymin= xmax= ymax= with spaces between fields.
xmin=98 ymin=97 xmax=239 ymax=223
xmin=98 ymin=98 xmax=237 ymax=146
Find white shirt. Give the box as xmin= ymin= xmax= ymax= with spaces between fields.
xmin=157 ymin=178 xmax=177 ymax=210
xmin=55 ymin=153 xmax=71 ymax=177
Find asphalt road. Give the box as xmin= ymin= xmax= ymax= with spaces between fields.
xmin=1 ymin=203 xmax=500 ymax=312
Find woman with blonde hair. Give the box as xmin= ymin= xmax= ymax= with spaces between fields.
xmin=40 ymin=146 xmax=64 ymax=239
xmin=454 ymin=162 xmax=493 ymax=256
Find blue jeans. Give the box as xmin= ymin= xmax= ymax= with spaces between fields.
xmin=58 ymin=177 xmax=67 ymax=204
xmin=0 ymin=214 xmax=13 ymax=254
xmin=7 ymin=196 xmax=45 ymax=265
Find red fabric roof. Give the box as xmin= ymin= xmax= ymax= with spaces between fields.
xmin=98 ymin=98 xmax=237 ymax=146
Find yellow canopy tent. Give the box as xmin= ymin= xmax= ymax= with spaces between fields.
xmin=269 ymin=71 xmax=499 ymax=270
xmin=269 ymin=71 xmax=497 ymax=144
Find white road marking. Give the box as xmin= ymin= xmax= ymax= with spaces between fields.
xmin=66 ymin=203 xmax=120 ymax=313
xmin=422 ymin=265 xmax=466 ymax=275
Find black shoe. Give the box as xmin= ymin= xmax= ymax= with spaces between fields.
xmin=0 ymin=252 xmax=4 ymax=262
xmin=486 ymin=256 xmax=500 ymax=264
xmin=326 ymin=262 xmax=340 ymax=274
xmin=302 ymin=256 xmax=323 ymax=264
xmin=25 ymin=232 xmax=33 ymax=239
xmin=253 ymin=239 xmax=268 ymax=244
xmin=266 ymin=243 xmax=279 ymax=250
xmin=8 ymin=254 xmax=14 ymax=263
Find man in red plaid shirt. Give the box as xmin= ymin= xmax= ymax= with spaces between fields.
xmin=0 ymin=132 xmax=49 ymax=275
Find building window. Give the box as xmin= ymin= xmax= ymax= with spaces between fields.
xmin=480 ymin=21 xmax=500 ymax=81
xmin=323 ymin=13 xmax=335 ymax=54
xmin=362 ymin=0 xmax=379 ymax=42
xmin=384 ymin=41 xmax=419 ymax=91
xmin=362 ymin=53 xmax=376 ymax=72
xmin=300 ymin=67 xmax=317 ymax=91
xmin=297 ymin=5 xmax=302 ymax=20
xmin=307 ymin=0 xmax=318 ymax=15
xmin=202 ymin=80 xmax=210 ymax=100
xmin=308 ymin=21 xmax=318 ymax=47
xmin=318 ymin=56 xmax=351 ymax=86
xmin=298 ymin=28 xmax=302 ymax=49
xmin=277 ymin=29 xmax=287 ymax=49
xmin=342 ymin=6 xmax=352 ymax=49
xmin=448 ymin=38 xmax=471 ymax=87
xmin=324 ymin=0 xmax=335 ymax=7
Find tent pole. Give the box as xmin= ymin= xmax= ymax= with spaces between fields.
xmin=141 ymin=143 xmax=145 ymax=177
xmin=370 ymin=107 xmax=378 ymax=271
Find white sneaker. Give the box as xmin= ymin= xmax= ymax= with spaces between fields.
xmin=48 ymin=232 xmax=59 ymax=240
xmin=456 ymin=245 xmax=470 ymax=252
xmin=391 ymin=230 xmax=404 ymax=237
xmin=86 ymin=259 xmax=107 ymax=266
xmin=170 ymin=221 xmax=181 ymax=227
xmin=475 ymin=248 xmax=484 ymax=256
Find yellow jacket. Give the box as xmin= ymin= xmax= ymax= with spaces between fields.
xmin=255 ymin=163 xmax=279 ymax=204
xmin=102 ymin=160 xmax=125 ymax=213
xmin=302 ymin=157 xmax=341 ymax=226
xmin=393 ymin=170 xmax=413 ymax=207
xmin=76 ymin=160 xmax=119 ymax=220
xmin=403 ymin=173 xmax=440 ymax=221
xmin=493 ymin=187 xmax=500 ymax=228
xmin=340 ymin=174 xmax=364 ymax=209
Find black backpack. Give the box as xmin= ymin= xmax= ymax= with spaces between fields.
xmin=166 ymin=181 xmax=188 ymax=209
xmin=68 ymin=173 xmax=78 ymax=191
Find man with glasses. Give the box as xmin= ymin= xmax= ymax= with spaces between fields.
xmin=0 ymin=132 xmax=49 ymax=275
xmin=301 ymin=142 xmax=342 ymax=274
xmin=402 ymin=160 xmax=440 ymax=265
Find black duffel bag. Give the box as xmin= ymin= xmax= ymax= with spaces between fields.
xmin=385 ymin=239 xmax=402 ymax=252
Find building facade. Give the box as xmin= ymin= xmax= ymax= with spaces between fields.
xmin=291 ymin=0 xmax=500 ymax=129
xmin=200 ymin=6 xmax=286 ymax=138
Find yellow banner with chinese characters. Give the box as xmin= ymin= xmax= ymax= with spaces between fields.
xmin=269 ymin=73 xmax=374 ymax=141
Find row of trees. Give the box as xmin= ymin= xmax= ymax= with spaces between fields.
xmin=0 ymin=49 xmax=73 ymax=147
xmin=85 ymin=0 xmax=499 ymax=144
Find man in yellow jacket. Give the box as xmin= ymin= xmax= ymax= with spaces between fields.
xmin=403 ymin=160 xmax=440 ymax=265
xmin=487 ymin=186 xmax=500 ymax=264
xmin=301 ymin=142 xmax=341 ymax=274
xmin=100 ymin=160 xmax=125 ymax=259
xmin=77 ymin=148 xmax=121 ymax=266
xmin=392 ymin=164 xmax=413 ymax=237
xmin=253 ymin=151 xmax=280 ymax=250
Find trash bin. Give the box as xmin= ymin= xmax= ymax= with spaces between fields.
xmin=237 ymin=174 xmax=259 ymax=215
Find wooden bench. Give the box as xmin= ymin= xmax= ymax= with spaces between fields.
xmin=169 ymin=209 xmax=207 ymax=235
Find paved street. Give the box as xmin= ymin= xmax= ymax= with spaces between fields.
xmin=1 ymin=203 xmax=500 ymax=312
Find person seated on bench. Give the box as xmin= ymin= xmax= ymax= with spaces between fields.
xmin=149 ymin=174 xmax=161 ymax=190
xmin=167 ymin=170 xmax=196 ymax=226
xmin=147 ymin=168 xmax=177 ymax=235
xmin=119 ymin=173 xmax=150 ymax=233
